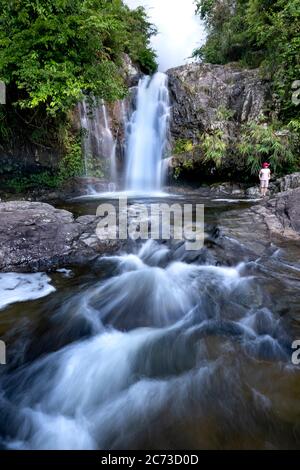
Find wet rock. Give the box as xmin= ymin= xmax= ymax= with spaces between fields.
xmin=167 ymin=63 xmax=269 ymax=141
xmin=246 ymin=173 xmax=300 ymax=199
xmin=252 ymin=187 xmax=300 ymax=240
xmin=59 ymin=177 xmax=111 ymax=198
xmin=0 ymin=201 xmax=121 ymax=272
xmin=245 ymin=186 xmax=261 ymax=198
xmin=272 ymin=172 xmax=300 ymax=193
xmin=170 ymin=223 xmax=258 ymax=267
xmin=224 ymin=185 xmax=300 ymax=249
xmin=121 ymin=53 xmax=141 ymax=87
xmin=210 ymin=182 xmax=244 ymax=196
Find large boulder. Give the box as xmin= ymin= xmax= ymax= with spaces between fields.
xmin=243 ymin=172 xmax=300 ymax=199
xmin=271 ymin=172 xmax=300 ymax=193
xmin=231 ymin=187 xmax=300 ymax=242
xmin=0 ymin=201 xmax=120 ymax=272
xmin=251 ymin=187 xmax=300 ymax=240
xmin=167 ymin=62 xmax=269 ymax=141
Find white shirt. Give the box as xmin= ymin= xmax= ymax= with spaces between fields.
xmin=259 ymin=168 xmax=270 ymax=181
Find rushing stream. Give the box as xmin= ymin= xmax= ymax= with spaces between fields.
xmin=0 ymin=194 xmax=300 ymax=450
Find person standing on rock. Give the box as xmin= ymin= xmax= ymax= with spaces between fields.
xmin=259 ymin=162 xmax=271 ymax=197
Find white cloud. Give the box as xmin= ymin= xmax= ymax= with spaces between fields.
xmin=124 ymin=0 xmax=206 ymax=72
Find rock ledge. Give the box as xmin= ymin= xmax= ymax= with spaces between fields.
xmin=0 ymin=201 xmax=120 ymax=272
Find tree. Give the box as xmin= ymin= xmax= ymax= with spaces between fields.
xmin=193 ymin=0 xmax=300 ymax=121
xmin=0 ymin=0 xmax=157 ymax=115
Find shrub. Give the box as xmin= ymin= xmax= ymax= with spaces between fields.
xmin=238 ymin=121 xmax=299 ymax=175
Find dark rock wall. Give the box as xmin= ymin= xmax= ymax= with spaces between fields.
xmin=167 ymin=63 xmax=270 ymax=142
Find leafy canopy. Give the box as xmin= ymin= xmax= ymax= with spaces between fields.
xmin=0 ymin=0 xmax=157 ymax=115
xmin=238 ymin=121 xmax=299 ymax=175
xmin=193 ymin=0 xmax=300 ymax=121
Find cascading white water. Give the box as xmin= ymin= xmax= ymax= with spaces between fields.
xmin=100 ymin=102 xmax=117 ymax=184
xmin=0 ymin=273 xmax=55 ymax=311
xmin=79 ymin=99 xmax=116 ymax=183
xmin=2 ymin=238 xmax=294 ymax=450
xmin=125 ymin=72 xmax=170 ymax=192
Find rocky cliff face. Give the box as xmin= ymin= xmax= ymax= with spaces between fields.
xmin=0 ymin=127 xmax=62 ymax=178
xmin=167 ymin=63 xmax=269 ymax=142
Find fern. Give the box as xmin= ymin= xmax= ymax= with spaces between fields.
xmin=202 ymin=130 xmax=227 ymax=167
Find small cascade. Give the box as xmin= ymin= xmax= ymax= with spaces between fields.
xmin=79 ymin=73 xmax=170 ymax=194
xmin=125 ymin=72 xmax=170 ymax=192
xmin=101 ymin=102 xmax=117 ymax=184
xmin=78 ymin=100 xmax=90 ymax=176
xmin=79 ymin=98 xmax=116 ymax=183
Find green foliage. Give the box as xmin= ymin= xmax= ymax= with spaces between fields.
xmin=238 ymin=121 xmax=299 ymax=175
xmin=194 ymin=0 xmax=254 ymax=65
xmin=173 ymin=139 xmax=194 ymax=155
xmin=172 ymin=129 xmax=227 ymax=179
xmin=0 ymin=106 xmax=11 ymax=142
xmin=0 ymin=0 xmax=157 ymax=115
xmin=288 ymin=118 xmax=300 ymax=134
xmin=216 ymin=105 xmax=234 ymax=121
xmin=136 ymin=48 xmax=158 ymax=75
xmin=6 ymin=171 xmax=60 ymax=193
xmin=194 ymin=0 xmax=300 ymax=120
xmin=201 ymin=129 xmax=227 ymax=167
xmin=0 ymin=0 xmax=157 ymax=190
xmin=173 ymin=165 xmax=182 ymax=180
xmin=84 ymin=154 xmax=105 ymax=178
xmin=58 ymin=134 xmax=84 ymax=181
xmin=123 ymin=6 xmax=157 ymax=74
xmin=173 ymin=158 xmax=195 ymax=180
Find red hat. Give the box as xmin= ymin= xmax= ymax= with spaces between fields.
xmin=263 ymin=162 xmax=270 ymax=168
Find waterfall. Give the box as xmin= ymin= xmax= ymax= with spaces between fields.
xmin=101 ymin=102 xmax=117 ymax=184
xmin=78 ymin=72 xmax=170 ymax=194
xmin=125 ymin=72 xmax=170 ymax=192
xmin=79 ymin=99 xmax=116 ymax=183
xmin=78 ymin=100 xmax=90 ymax=176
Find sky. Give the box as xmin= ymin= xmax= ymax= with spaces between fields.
xmin=124 ymin=0 xmax=206 ymax=72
